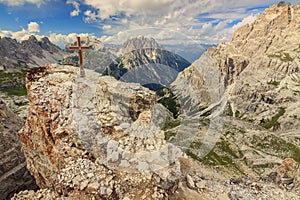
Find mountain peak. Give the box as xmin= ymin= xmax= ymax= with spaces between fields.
xmin=121 ymin=36 xmax=162 ymax=54
xmin=0 ymin=36 xmax=64 ymax=68
xmin=204 ymin=3 xmax=300 ymax=87
xmin=27 ymin=35 xmax=38 ymax=43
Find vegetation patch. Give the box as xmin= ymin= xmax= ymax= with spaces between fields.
xmin=259 ymin=107 xmax=285 ymax=129
xmin=164 ymin=130 xmax=178 ymax=141
xmin=252 ymin=134 xmax=300 ymax=163
xmin=157 ymin=87 xmax=181 ymax=118
xmin=267 ymin=80 xmax=280 ymax=86
xmin=163 ymin=119 xmax=181 ymax=131
xmin=1 ymin=85 xmax=27 ymax=96
xmin=187 ymin=138 xmax=244 ymax=175
xmin=0 ymin=68 xmax=30 ymax=96
xmin=268 ymin=51 xmax=294 ymax=62
xmin=235 ymin=110 xmax=241 ymax=118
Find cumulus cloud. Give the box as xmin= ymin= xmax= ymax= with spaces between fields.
xmin=66 ymin=0 xmax=80 ymax=17
xmin=0 ymin=0 xmax=49 ymax=6
xmin=100 ymin=0 xmax=174 ymax=19
xmin=80 ymin=0 xmax=295 ymax=45
xmin=0 ymin=21 xmax=41 ymax=41
xmin=100 ymin=27 xmax=200 ymax=47
xmin=27 ymin=22 xmax=40 ymax=33
xmin=0 ymin=20 xmax=97 ymax=48
xmin=232 ymin=14 xmax=259 ymax=30
xmin=48 ymin=33 xmax=95 ymax=48
xmin=84 ymin=10 xmax=98 ymax=23
xmin=102 ymin=25 xmax=112 ymax=31
xmin=79 ymin=0 xmax=260 ymax=44
xmin=0 ymin=0 xmax=292 ymax=49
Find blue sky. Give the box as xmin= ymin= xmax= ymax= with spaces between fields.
xmin=0 ymin=0 xmax=299 ymax=48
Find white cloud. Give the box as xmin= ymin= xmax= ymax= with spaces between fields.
xmin=0 ymin=21 xmax=41 ymax=41
xmin=27 ymin=22 xmax=40 ymax=33
xmin=84 ymin=10 xmax=98 ymax=23
xmin=102 ymin=25 xmax=112 ymax=30
xmin=0 ymin=0 xmax=49 ymax=6
xmin=48 ymin=33 xmax=95 ymax=48
xmin=0 ymin=30 xmax=13 ymax=38
xmin=81 ymin=0 xmax=293 ymax=45
xmin=66 ymin=0 xmax=80 ymax=17
xmin=100 ymin=27 xmax=201 ymax=47
xmin=0 ymin=0 xmax=293 ymax=50
xmin=83 ymin=0 xmax=187 ymax=20
xmin=232 ymin=14 xmax=259 ymax=30
xmin=0 ymin=21 xmax=96 ymax=48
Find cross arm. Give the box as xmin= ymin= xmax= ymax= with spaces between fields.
xmin=69 ymin=47 xmax=79 ymax=50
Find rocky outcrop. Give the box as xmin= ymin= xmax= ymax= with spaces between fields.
xmin=173 ymin=3 xmax=300 ymax=129
xmin=17 ymin=64 xmax=183 ymax=199
xmin=224 ymin=4 xmax=300 ymax=131
xmin=174 ymin=3 xmax=300 ymax=96
xmin=0 ymin=99 xmax=37 ymax=199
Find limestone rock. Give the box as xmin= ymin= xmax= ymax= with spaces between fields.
xmin=17 ymin=64 xmax=180 ymax=199
xmin=170 ymin=2 xmax=300 ymax=179
xmin=0 ymin=99 xmax=37 ymax=200
xmin=186 ymin=174 xmax=195 ymax=189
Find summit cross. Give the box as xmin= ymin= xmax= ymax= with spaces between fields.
xmin=69 ymin=37 xmax=90 ymax=77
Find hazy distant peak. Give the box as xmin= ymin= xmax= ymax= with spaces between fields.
xmin=121 ymin=36 xmax=162 ymax=54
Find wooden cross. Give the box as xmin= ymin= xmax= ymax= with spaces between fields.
xmin=69 ymin=37 xmax=90 ymax=77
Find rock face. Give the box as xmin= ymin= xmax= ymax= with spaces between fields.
xmin=0 ymin=99 xmax=37 ymax=199
xmin=0 ymin=35 xmax=65 ymax=68
xmin=207 ymin=3 xmax=299 ymax=87
xmin=165 ymin=3 xmax=300 ymax=181
xmin=203 ymin=4 xmax=300 ymax=133
xmin=121 ymin=36 xmax=161 ymax=53
xmin=205 ymin=3 xmax=300 ymax=126
xmin=174 ymin=3 xmax=300 ymax=101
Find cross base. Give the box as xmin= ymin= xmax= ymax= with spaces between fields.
xmin=80 ymin=69 xmax=85 ymax=77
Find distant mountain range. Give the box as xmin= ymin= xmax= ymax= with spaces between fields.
xmin=0 ymin=35 xmax=65 ymax=68
xmin=0 ymin=34 xmax=210 ymax=72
